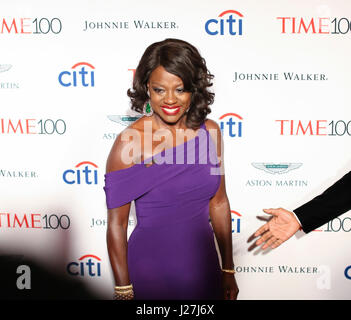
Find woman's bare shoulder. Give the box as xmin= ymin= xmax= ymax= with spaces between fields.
xmin=106 ymin=117 xmax=145 ymax=173
xmin=203 ymin=118 xmax=223 ymax=157
xmin=204 ymin=118 xmax=221 ymax=131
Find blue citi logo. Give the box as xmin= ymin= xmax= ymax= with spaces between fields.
xmin=58 ymin=62 xmax=95 ymax=87
xmin=63 ymin=161 xmax=98 ymax=185
xmin=231 ymin=210 xmax=242 ymax=233
xmin=205 ymin=10 xmax=244 ymax=36
xmin=67 ymin=254 xmax=101 ymax=277
xmin=219 ymin=113 xmax=243 ymax=138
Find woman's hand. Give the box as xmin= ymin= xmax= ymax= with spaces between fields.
xmin=222 ymin=273 xmax=239 ymax=300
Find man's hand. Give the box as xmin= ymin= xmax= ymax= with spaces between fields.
xmin=253 ymin=208 xmax=301 ymax=250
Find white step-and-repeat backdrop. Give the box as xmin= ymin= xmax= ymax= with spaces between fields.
xmin=1 ymin=0 xmax=350 ymax=299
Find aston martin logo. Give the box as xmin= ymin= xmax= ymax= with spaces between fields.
xmin=252 ymin=163 xmax=303 ymax=174
xmin=0 ymin=64 xmax=12 ymax=73
xmin=107 ymin=115 xmax=141 ymax=126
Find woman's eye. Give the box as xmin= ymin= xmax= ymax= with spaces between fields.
xmin=176 ymin=88 xmax=184 ymax=93
xmin=152 ymin=87 xmax=164 ymax=93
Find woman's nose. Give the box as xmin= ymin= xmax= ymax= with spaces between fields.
xmin=164 ymin=90 xmax=177 ymax=105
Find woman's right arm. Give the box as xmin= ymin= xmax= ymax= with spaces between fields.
xmin=105 ymin=131 xmax=136 ymax=287
xmin=106 ymin=203 xmax=131 ymax=286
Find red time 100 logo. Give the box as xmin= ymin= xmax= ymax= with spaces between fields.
xmin=0 ymin=17 xmax=62 ymax=34
xmin=0 ymin=118 xmax=66 ymax=135
xmin=276 ymin=120 xmax=351 ymax=136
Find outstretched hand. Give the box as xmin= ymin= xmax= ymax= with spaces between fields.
xmin=253 ymin=208 xmax=301 ymax=250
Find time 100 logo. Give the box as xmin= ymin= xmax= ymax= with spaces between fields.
xmin=37 ymin=119 xmax=66 ymax=135
xmin=0 ymin=118 xmax=66 ymax=135
xmin=324 ymin=217 xmax=351 ymax=232
xmin=0 ymin=18 xmax=62 ymax=34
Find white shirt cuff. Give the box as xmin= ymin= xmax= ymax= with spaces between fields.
xmin=292 ymin=211 xmax=303 ymax=227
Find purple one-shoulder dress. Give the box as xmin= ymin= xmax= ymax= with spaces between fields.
xmin=104 ymin=122 xmax=222 ymax=300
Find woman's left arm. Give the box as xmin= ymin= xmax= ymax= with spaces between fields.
xmin=206 ymin=119 xmax=239 ymax=300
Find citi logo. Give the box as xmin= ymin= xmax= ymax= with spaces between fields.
xmin=67 ymin=254 xmax=101 ymax=277
xmin=219 ymin=113 xmax=243 ymax=138
xmin=58 ymin=62 xmax=95 ymax=87
xmin=231 ymin=210 xmax=242 ymax=233
xmin=205 ymin=10 xmax=243 ymax=36
xmin=63 ymin=161 xmax=98 ymax=185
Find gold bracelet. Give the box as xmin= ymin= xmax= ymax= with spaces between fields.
xmin=114 ymin=284 xmax=133 ymax=291
xmin=114 ymin=284 xmax=134 ymax=300
xmin=114 ymin=291 xmax=134 ymax=300
xmin=222 ymin=268 xmax=236 ymax=274
xmin=115 ymin=287 xmax=133 ymax=292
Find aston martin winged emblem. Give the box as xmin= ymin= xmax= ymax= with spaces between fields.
xmin=252 ymin=163 xmax=303 ymax=174
xmin=107 ymin=115 xmax=141 ymax=126
xmin=0 ymin=64 xmax=12 ymax=73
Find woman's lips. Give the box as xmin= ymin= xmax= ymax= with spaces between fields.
xmin=160 ymin=105 xmax=181 ymax=115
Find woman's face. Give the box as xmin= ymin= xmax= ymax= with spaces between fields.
xmin=147 ymin=65 xmax=192 ymax=125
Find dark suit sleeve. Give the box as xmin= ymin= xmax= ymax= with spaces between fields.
xmin=294 ymin=171 xmax=351 ymax=234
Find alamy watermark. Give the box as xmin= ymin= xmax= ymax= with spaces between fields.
xmin=16 ymin=265 xmax=31 ymax=290
xmin=119 ymin=120 xmax=224 ymax=175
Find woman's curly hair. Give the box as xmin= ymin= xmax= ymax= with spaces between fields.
xmin=127 ymin=38 xmax=214 ymax=129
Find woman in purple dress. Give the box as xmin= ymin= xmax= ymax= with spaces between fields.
xmin=104 ymin=39 xmax=238 ymax=300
